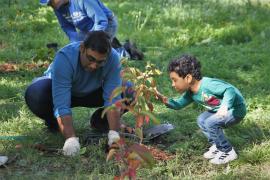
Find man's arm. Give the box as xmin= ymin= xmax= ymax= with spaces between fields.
xmin=106 ymin=109 xmax=121 ymax=131
xmin=54 ymin=10 xmax=79 ymax=42
xmin=57 ymin=115 xmax=80 ymax=156
xmin=57 ymin=115 xmax=76 ymax=138
xmin=52 ymin=52 xmax=80 ymax=156
xmin=102 ymin=51 xmax=122 ymax=146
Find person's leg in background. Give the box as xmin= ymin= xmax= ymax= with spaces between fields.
xmin=105 ymin=15 xmax=118 ymax=41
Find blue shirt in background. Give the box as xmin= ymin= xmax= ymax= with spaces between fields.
xmin=54 ymin=0 xmax=114 ymax=42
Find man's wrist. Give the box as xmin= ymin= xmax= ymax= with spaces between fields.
xmin=57 ymin=115 xmax=76 ymax=138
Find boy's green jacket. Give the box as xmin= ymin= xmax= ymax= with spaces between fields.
xmin=166 ymin=77 xmax=246 ymax=118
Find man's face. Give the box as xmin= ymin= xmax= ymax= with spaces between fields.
xmin=80 ymin=45 xmax=108 ymax=72
xmin=169 ymin=72 xmax=191 ymax=94
xmin=48 ymin=0 xmax=68 ymax=9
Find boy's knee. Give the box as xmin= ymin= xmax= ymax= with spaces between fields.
xmin=197 ymin=115 xmax=205 ymax=126
xmin=204 ymin=118 xmax=219 ymax=130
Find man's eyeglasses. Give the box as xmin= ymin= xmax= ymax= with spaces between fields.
xmin=85 ymin=53 xmax=107 ymax=67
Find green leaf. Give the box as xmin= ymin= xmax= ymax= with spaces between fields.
xmin=110 ymin=86 xmax=124 ymax=102
xmin=153 ymin=69 xmax=162 ymax=75
xmin=80 ymin=147 xmax=87 ymax=155
xmin=135 ymin=127 xmax=143 ymax=143
xmin=128 ymin=144 xmax=155 ymax=168
xmin=101 ymin=105 xmax=116 ymax=118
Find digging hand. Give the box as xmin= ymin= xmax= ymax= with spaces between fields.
xmin=63 ymin=137 xmax=80 ymax=156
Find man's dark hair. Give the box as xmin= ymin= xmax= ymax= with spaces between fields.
xmin=167 ymin=54 xmax=202 ymax=80
xmin=83 ymin=31 xmax=111 ymax=55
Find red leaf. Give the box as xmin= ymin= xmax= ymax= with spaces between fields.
xmin=118 ymin=138 xmax=126 ymax=146
xmin=146 ymin=102 xmax=154 ymax=112
xmin=128 ymin=168 xmax=136 ymax=180
xmin=114 ymin=100 xmax=122 ymax=108
xmin=136 ymin=115 xmax=144 ymax=128
xmin=128 ymin=144 xmax=155 ymax=168
xmin=128 ymin=159 xmax=141 ymax=169
xmin=145 ymin=115 xmax=150 ymax=124
xmin=115 ymin=153 xmax=122 ymax=162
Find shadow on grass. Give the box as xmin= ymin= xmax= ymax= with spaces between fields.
xmin=147 ymin=106 xmax=270 ymax=156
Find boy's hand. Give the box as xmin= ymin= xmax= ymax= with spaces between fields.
xmin=216 ymin=105 xmax=228 ymax=118
xmin=153 ymin=88 xmax=168 ymax=104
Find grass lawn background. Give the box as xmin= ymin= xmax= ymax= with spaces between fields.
xmin=1 ymin=0 xmax=270 ymax=179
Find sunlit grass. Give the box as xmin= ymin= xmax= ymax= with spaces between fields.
xmin=1 ymin=0 xmax=270 ymax=178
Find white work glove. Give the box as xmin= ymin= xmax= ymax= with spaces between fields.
xmin=108 ymin=130 xmax=120 ymax=146
xmin=63 ymin=137 xmax=80 ymax=156
xmin=0 ymin=156 xmax=8 ymax=166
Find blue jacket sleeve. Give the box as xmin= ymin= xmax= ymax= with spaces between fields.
xmin=54 ymin=10 xmax=79 ymax=42
xmin=166 ymin=91 xmax=193 ymax=110
xmin=52 ymin=52 xmax=73 ymax=118
xmin=103 ymin=52 xmax=122 ymax=107
xmin=83 ymin=0 xmax=108 ymax=31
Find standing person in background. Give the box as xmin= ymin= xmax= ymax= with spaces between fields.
xmin=40 ymin=0 xmax=117 ymax=42
xmin=39 ymin=0 xmax=144 ymax=60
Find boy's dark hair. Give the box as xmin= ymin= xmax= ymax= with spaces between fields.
xmin=168 ymin=54 xmax=202 ymax=80
xmin=83 ymin=31 xmax=111 ymax=55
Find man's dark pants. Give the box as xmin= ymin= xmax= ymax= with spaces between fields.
xmin=24 ymin=77 xmax=109 ymax=132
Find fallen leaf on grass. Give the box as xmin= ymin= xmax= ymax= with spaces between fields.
xmin=0 ymin=62 xmax=49 ymax=73
xmin=0 ymin=63 xmax=17 ymax=72
xmin=142 ymin=145 xmax=175 ymax=161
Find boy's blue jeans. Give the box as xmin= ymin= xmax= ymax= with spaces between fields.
xmin=197 ymin=111 xmax=242 ymax=153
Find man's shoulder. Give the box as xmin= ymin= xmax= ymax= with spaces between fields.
xmin=59 ymin=42 xmax=80 ymax=55
xmin=54 ymin=42 xmax=80 ymax=68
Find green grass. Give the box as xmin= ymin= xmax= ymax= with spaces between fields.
xmin=1 ymin=0 xmax=270 ymax=179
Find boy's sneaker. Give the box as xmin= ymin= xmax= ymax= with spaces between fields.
xmin=203 ymin=144 xmax=222 ymax=159
xmin=209 ymin=148 xmax=238 ymax=165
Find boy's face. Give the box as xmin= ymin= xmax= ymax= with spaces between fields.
xmin=169 ymin=72 xmax=191 ymax=93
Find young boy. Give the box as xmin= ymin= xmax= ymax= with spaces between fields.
xmin=155 ymin=54 xmax=246 ymax=165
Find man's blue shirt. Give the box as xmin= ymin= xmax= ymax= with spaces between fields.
xmin=55 ymin=0 xmax=114 ymax=42
xmin=45 ymin=42 xmax=122 ymax=118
